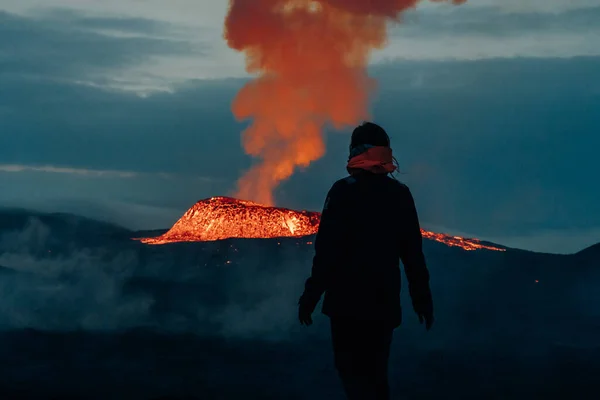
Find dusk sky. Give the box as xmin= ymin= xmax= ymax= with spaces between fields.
xmin=1 ymin=0 xmax=599 ymax=253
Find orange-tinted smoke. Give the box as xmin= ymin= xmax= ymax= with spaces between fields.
xmin=225 ymin=0 xmax=466 ymax=206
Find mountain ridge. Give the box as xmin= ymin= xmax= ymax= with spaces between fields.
xmin=1 ymin=207 xmax=598 ymax=255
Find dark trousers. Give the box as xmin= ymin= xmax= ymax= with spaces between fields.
xmin=330 ymin=317 xmax=394 ymax=400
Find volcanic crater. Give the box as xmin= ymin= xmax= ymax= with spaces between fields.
xmin=138 ymin=197 xmax=504 ymax=252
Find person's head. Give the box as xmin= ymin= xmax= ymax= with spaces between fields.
xmin=347 ymin=121 xmax=399 ymax=175
xmin=349 ymin=122 xmax=390 ymax=155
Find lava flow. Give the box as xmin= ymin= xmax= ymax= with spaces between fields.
xmin=138 ymin=197 xmax=504 ymax=252
xmin=138 ymin=197 xmax=320 ymax=244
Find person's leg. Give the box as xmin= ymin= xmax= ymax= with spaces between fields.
xmin=330 ymin=318 xmax=394 ymax=400
xmin=371 ymin=325 xmax=393 ymax=400
xmin=331 ymin=318 xmax=369 ymax=399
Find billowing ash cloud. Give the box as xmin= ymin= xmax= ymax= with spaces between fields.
xmin=224 ymin=0 xmax=466 ymax=205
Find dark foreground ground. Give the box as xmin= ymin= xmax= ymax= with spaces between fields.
xmin=0 ymin=328 xmax=599 ymax=400
xmin=0 ymin=210 xmax=599 ymax=399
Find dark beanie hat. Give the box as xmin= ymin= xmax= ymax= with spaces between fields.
xmin=350 ymin=122 xmax=390 ymax=151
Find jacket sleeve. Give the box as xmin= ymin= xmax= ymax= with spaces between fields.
xmin=399 ymin=186 xmax=433 ymax=312
xmin=300 ymin=182 xmax=346 ymax=308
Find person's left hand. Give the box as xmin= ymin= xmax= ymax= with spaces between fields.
xmin=298 ymin=304 xmax=312 ymax=326
xmin=298 ymin=295 xmax=317 ymax=326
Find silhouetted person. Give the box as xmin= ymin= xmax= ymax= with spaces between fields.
xmin=298 ymin=122 xmax=434 ymax=400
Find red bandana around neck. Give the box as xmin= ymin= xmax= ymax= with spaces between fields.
xmin=346 ymin=146 xmax=397 ymax=175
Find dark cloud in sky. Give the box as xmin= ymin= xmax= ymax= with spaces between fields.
xmin=1 ymin=10 xmax=599 ymax=253
xmin=395 ymin=6 xmax=600 ymax=38
xmin=31 ymin=8 xmax=175 ymax=34
xmin=0 ymin=75 xmax=245 ymax=175
xmin=367 ymin=58 xmax=600 ymax=233
xmin=0 ymin=9 xmax=203 ymax=83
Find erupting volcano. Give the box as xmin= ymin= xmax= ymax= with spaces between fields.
xmin=138 ymin=197 xmax=504 ymax=252
xmin=208 ymin=1 xmax=492 ymax=251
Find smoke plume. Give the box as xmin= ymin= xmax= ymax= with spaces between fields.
xmin=225 ymin=0 xmax=466 ymax=205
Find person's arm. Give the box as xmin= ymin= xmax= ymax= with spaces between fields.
xmin=399 ymin=186 xmax=434 ymax=325
xmin=300 ymin=182 xmax=346 ymax=313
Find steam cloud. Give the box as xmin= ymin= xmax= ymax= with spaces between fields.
xmin=225 ymin=0 xmax=466 ymax=205
xmin=0 ymin=217 xmax=310 ymax=338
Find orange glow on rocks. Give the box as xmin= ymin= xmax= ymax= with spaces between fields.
xmin=224 ymin=0 xmax=467 ymax=206
xmin=137 ymin=197 xmax=504 ymax=252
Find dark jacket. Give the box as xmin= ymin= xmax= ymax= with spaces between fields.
xmin=300 ymin=172 xmax=432 ymax=328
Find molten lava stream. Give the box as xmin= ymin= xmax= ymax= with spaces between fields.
xmin=136 ymin=197 xmax=504 ymax=252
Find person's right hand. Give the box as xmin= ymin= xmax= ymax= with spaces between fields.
xmin=298 ymin=302 xmax=314 ymax=326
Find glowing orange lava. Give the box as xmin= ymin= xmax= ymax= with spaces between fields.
xmin=138 ymin=197 xmax=320 ymax=244
xmin=420 ymin=231 xmax=505 ymax=252
xmin=137 ymin=197 xmax=504 ymax=252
